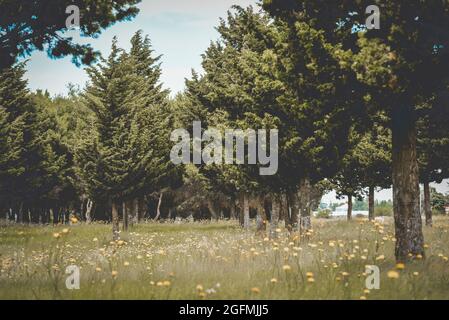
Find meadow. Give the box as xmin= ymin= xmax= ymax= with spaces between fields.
xmin=1 ymin=217 xmax=449 ymax=300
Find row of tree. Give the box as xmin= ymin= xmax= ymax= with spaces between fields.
xmin=1 ymin=1 xmax=449 ymax=262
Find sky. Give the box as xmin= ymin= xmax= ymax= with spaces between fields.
xmin=22 ymin=0 xmax=449 ymax=204
xmin=24 ymin=0 xmax=257 ymax=96
xmin=322 ymin=181 xmax=449 ymax=206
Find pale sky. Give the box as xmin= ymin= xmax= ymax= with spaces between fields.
xmin=321 ymin=182 xmax=449 ymax=205
xmin=24 ymin=0 xmax=257 ymax=96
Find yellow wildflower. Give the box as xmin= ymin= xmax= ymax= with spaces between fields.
xmin=251 ymin=287 xmax=261 ymax=294
xmin=395 ymin=263 xmax=405 ymax=270
xmin=282 ymin=265 xmax=291 ymax=272
xmin=387 ymin=270 xmax=399 ymax=279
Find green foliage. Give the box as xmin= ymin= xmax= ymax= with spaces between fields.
xmin=0 ymin=0 xmax=141 ymax=68
xmin=316 ymin=209 xmax=332 ymax=219
xmin=75 ymin=32 xmax=178 ymax=204
xmin=375 ymin=200 xmax=393 ymax=217
xmin=430 ymin=188 xmax=448 ymax=213
xmin=0 ymin=63 xmax=81 ymax=220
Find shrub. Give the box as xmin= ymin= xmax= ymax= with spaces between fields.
xmin=316 ymin=209 xmax=332 ymax=219
xmin=375 ymin=206 xmax=392 ymax=217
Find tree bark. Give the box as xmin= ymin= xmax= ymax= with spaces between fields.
xmin=230 ymin=201 xmax=236 ymax=220
xmin=138 ymin=197 xmax=146 ymax=221
xmin=288 ymin=189 xmax=300 ymax=231
xmin=18 ymin=202 xmax=24 ymax=224
xmin=347 ymin=194 xmax=353 ymax=221
xmin=368 ymin=186 xmax=375 ymax=221
xmin=154 ymin=192 xmax=163 ymax=221
xmin=131 ymin=198 xmax=139 ymax=226
xmin=392 ymin=104 xmax=424 ymax=262
xmin=207 ymin=200 xmax=219 ymax=220
xmin=279 ymin=193 xmax=289 ymax=228
xmin=85 ymin=199 xmax=93 ymax=224
xmin=112 ymin=201 xmax=120 ymax=241
xmin=423 ymin=181 xmax=432 ymax=227
xmin=243 ymin=194 xmax=250 ymax=230
xmin=270 ymin=195 xmax=280 ymax=238
xmin=122 ymin=201 xmax=128 ymax=231
xmin=299 ymin=178 xmax=312 ymax=233
xmin=255 ymin=197 xmax=267 ymax=234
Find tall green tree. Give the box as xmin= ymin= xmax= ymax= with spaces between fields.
xmin=183 ymin=6 xmax=280 ymax=230
xmin=263 ymin=0 xmax=449 ymax=262
xmin=418 ymin=96 xmax=449 ymax=227
xmin=78 ymin=33 xmax=176 ymax=239
xmin=332 ymin=121 xmax=392 ymax=221
xmin=0 ymin=64 xmax=70 ymax=223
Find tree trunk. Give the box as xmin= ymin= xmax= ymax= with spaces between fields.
xmin=18 ymin=202 xmax=24 ymax=224
xmin=368 ymin=186 xmax=375 ymax=221
xmin=123 ymin=201 xmax=128 ymax=231
xmin=51 ymin=207 xmax=58 ymax=225
xmin=288 ymin=189 xmax=300 ymax=231
xmin=423 ymin=181 xmax=432 ymax=227
xmin=243 ymin=194 xmax=250 ymax=230
xmin=347 ymin=194 xmax=353 ymax=221
xmin=392 ymin=104 xmax=424 ymax=262
xmin=256 ymin=197 xmax=267 ymax=234
xmin=279 ymin=193 xmax=289 ymax=228
xmin=112 ymin=201 xmax=120 ymax=241
xmin=80 ymin=199 xmax=85 ymax=221
xmin=299 ymin=178 xmax=312 ymax=233
xmin=131 ymin=198 xmax=139 ymax=226
xmin=230 ymin=202 xmax=236 ymax=220
xmin=270 ymin=195 xmax=280 ymax=238
xmin=85 ymin=199 xmax=93 ymax=224
xmin=154 ymin=192 xmax=163 ymax=221
xmin=238 ymin=197 xmax=244 ymax=226
xmin=138 ymin=197 xmax=146 ymax=221
xmin=208 ymin=200 xmax=219 ymax=220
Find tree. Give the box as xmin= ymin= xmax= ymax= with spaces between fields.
xmin=183 ymin=6 xmax=281 ymax=231
xmin=333 ymin=121 xmax=391 ymax=221
xmin=359 ymin=123 xmax=392 ymax=221
xmin=184 ymin=5 xmax=363 ymax=236
xmin=418 ymin=97 xmax=449 ymax=227
xmin=78 ymin=33 xmax=176 ymax=239
xmin=0 ymin=64 xmax=73 ymax=223
xmin=0 ymin=0 xmax=141 ymax=69
xmin=331 ymin=129 xmax=365 ymax=221
xmin=260 ymin=11 xmax=365 ymax=231
xmin=263 ymin=0 xmax=449 ymax=262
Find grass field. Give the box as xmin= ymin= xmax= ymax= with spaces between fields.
xmin=1 ymin=217 xmax=449 ymax=300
